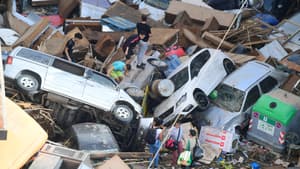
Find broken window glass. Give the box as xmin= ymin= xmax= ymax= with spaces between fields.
xmin=213 ymin=84 xmax=244 ymax=112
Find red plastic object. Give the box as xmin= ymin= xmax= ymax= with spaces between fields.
xmin=165 ymin=45 xmax=186 ymax=57
xmin=41 ymin=15 xmax=64 ymax=27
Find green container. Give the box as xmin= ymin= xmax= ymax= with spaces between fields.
xmin=253 ymin=95 xmax=297 ymax=126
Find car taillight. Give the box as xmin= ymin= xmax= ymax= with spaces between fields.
xmin=6 ymin=56 xmax=13 ymax=64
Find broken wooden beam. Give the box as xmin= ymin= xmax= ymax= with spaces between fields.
xmin=202 ymin=31 xmax=235 ymax=50
xmin=12 ymin=18 xmax=50 ymax=48
xmin=225 ymin=52 xmax=256 ymax=66
xmin=183 ymin=28 xmax=213 ymax=49
xmin=90 ymin=152 xmax=152 ymax=160
xmin=201 ymin=16 xmax=220 ymax=33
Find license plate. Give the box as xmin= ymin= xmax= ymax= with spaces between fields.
xmin=257 ymin=120 xmax=275 ymax=136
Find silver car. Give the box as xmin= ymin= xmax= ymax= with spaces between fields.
xmin=4 ymin=46 xmax=142 ymax=123
xmin=197 ymin=61 xmax=289 ymax=134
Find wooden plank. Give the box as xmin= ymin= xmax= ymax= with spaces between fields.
xmin=82 ymin=29 xmax=134 ymax=42
xmin=7 ymin=12 xmax=30 ymax=35
xmin=103 ymin=1 xmax=165 ymax=28
xmin=281 ymin=74 xmax=300 ymax=93
xmin=12 ymin=18 xmax=49 ymax=48
xmin=165 ymin=1 xmax=235 ymax=27
xmin=90 ymin=152 xmax=152 ymax=160
xmin=200 ymin=16 xmax=220 ymax=33
xmin=150 ymin=28 xmax=180 ymax=46
xmin=183 ymin=28 xmax=213 ymax=48
xmin=31 ymin=0 xmax=58 ymax=6
xmin=58 ymin=0 xmax=80 ymax=18
xmin=202 ymin=31 xmax=235 ymax=50
xmin=225 ymin=52 xmax=256 ymax=66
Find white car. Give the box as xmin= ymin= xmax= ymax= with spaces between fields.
xmin=197 ymin=61 xmax=289 ymax=134
xmin=4 ymin=46 xmax=142 ymax=124
xmin=154 ymin=48 xmax=235 ymax=125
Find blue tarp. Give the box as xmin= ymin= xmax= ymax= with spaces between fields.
xmin=100 ymin=16 xmax=136 ymax=31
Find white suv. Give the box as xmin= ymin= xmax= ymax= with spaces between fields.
xmin=4 ymin=46 xmax=142 ymax=123
xmin=154 ymin=48 xmax=235 ymax=125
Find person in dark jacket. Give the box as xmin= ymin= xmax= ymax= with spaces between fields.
xmin=122 ymin=32 xmax=146 ymax=61
xmin=64 ymin=32 xmax=83 ymax=62
xmin=136 ymin=15 xmax=151 ymax=69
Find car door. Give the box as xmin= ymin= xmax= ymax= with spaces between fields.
xmin=43 ymin=59 xmax=86 ymax=100
xmin=242 ymin=85 xmax=261 ymax=117
xmin=82 ymin=70 xmax=119 ymax=111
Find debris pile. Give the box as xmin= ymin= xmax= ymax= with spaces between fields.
xmin=1 ymin=0 xmax=300 ymax=168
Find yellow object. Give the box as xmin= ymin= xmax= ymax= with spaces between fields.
xmin=0 ymin=97 xmax=48 ymax=169
xmin=142 ymin=85 xmax=149 ymax=116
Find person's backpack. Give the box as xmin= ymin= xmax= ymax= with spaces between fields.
xmin=145 ymin=128 xmax=157 ymax=144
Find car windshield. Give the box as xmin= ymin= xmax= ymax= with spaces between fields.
xmin=213 ymin=84 xmax=245 ymax=112
xmin=170 ymin=67 xmax=189 ymax=91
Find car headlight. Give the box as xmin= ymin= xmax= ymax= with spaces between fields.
xmin=176 ymin=93 xmax=187 ymax=108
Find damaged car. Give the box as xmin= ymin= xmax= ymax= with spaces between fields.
xmin=3 ymin=46 xmax=143 ymax=150
xmin=154 ymin=48 xmax=235 ymax=125
xmin=197 ymin=60 xmax=289 ymax=135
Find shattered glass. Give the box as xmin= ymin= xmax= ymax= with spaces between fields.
xmin=213 ymin=84 xmax=245 ymax=112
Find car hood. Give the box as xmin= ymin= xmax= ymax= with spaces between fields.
xmin=154 ymin=82 xmax=188 ymax=116
xmin=201 ymin=105 xmax=241 ymax=132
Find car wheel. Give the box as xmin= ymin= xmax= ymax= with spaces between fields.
xmin=147 ymin=58 xmax=168 ymax=71
xmin=286 ymin=132 xmax=300 ymax=145
xmin=223 ymin=59 xmax=236 ymax=74
xmin=194 ymin=90 xmax=209 ymax=111
xmin=112 ymin=104 xmax=134 ymax=124
xmin=16 ymin=73 xmax=39 ymax=93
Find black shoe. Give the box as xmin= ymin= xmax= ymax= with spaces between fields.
xmin=136 ymin=64 xmax=145 ymax=69
xmin=141 ymin=62 xmax=146 ymax=66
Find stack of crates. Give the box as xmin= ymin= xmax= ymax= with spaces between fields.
xmin=247 ymin=88 xmax=300 ymax=152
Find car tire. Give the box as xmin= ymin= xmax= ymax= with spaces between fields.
xmin=223 ymin=59 xmax=236 ymax=74
xmin=16 ymin=73 xmax=40 ymax=93
xmin=112 ymin=104 xmax=134 ymax=124
xmin=286 ymin=132 xmax=300 ymax=145
xmin=147 ymin=58 xmax=168 ymax=71
xmin=194 ymin=90 xmax=209 ymax=111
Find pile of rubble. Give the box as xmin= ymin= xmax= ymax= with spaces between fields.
xmin=2 ymin=0 xmax=300 ymax=168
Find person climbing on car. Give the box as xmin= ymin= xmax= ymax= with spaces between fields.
xmin=136 ymin=14 xmax=151 ymax=69
xmin=106 ymin=60 xmax=131 ymax=83
xmin=122 ymin=32 xmax=146 ymax=63
xmin=63 ymin=32 xmax=83 ymax=62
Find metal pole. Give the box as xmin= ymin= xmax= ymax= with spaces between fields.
xmin=0 ymin=43 xmax=7 ymax=140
